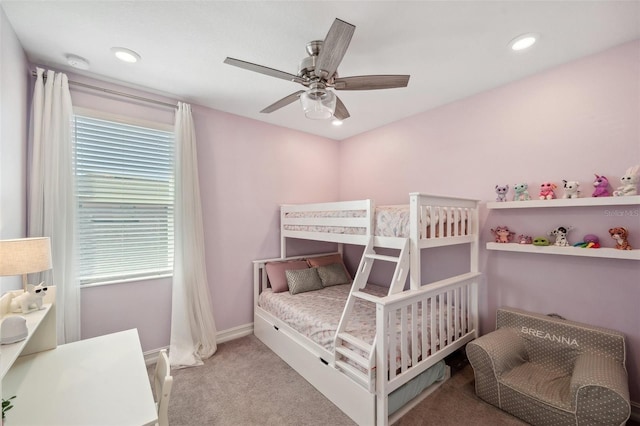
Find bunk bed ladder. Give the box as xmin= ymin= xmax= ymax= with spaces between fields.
xmin=334 ymin=236 xmax=410 ymax=391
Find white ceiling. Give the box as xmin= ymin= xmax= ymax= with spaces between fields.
xmin=2 ymin=1 xmax=639 ymax=140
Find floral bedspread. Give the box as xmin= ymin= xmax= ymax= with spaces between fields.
xmin=258 ymin=283 xmax=459 ymax=370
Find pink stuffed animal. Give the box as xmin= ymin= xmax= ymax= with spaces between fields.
xmin=491 ymin=226 xmax=515 ymax=243
xmin=592 ymin=174 xmax=611 ymax=197
xmin=539 ymin=182 xmax=557 ymax=200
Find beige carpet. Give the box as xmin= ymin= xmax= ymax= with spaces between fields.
xmin=156 ymin=334 xmax=636 ymax=426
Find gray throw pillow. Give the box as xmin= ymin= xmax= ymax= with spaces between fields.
xmin=317 ymin=262 xmax=351 ymax=287
xmin=285 ymin=268 xmax=323 ymax=295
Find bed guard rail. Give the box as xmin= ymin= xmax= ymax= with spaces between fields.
xmin=348 ymin=271 xmax=480 ymax=393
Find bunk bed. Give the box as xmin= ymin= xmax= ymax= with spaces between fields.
xmin=253 ymin=193 xmax=480 ymax=426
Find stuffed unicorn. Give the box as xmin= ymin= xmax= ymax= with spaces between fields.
xmin=592 ymin=174 xmax=610 ymax=197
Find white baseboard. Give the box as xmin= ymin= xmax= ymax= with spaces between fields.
xmin=216 ymin=322 xmax=254 ymax=344
xmin=631 ymin=401 xmax=640 ymax=422
xmin=143 ymin=323 xmax=254 ymax=366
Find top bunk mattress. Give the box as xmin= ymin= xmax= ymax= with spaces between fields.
xmin=283 ymin=205 xmax=469 ymax=238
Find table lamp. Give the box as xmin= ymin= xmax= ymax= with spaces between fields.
xmin=0 ymin=237 xmax=52 ymax=290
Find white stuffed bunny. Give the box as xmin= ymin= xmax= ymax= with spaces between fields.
xmin=613 ymin=165 xmax=639 ymax=196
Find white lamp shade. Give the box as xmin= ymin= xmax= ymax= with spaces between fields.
xmin=0 ymin=237 xmax=52 ymax=276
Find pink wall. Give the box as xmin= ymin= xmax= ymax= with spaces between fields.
xmin=192 ymin=107 xmax=341 ymax=330
xmin=339 ymin=40 xmax=640 ymax=401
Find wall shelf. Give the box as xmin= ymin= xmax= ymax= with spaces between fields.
xmin=486 ymin=242 xmax=640 ymax=260
xmin=487 ymin=195 xmax=640 ymax=209
xmin=0 ymin=289 xmax=57 ymax=380
xmin=486 ymin=195 xmax=639 ymax=260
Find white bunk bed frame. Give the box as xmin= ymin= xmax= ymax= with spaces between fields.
xmin=253 ymin=193 xmax=480 ymax=426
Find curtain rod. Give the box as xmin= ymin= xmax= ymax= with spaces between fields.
xmin=31 ymin=70 xmax=177 ymax=110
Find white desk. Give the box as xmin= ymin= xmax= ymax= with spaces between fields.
xmin=2 ymin=329 xmax=158 ymax=426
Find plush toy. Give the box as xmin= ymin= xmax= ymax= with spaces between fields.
xmin=9 ymin=283 xmax=48 ymax=314
xmin=532 ymin=236 xmax=550 ymax=246
xmin=562 ymin=180 xmax=580 ymax=199
xmin=609 ymin=227 xmax=632 ymax=250
xmin=495 ymin=184 xmax=509 ymax=202
xmin=513 ymin=183 xmax=531 ymax=201
xmin=592 ymin=174 xmax=611 ymax=197
xmin=573 ymin=234 xmax=600 ymax=248
xmin=539 ymin=182 xmax=557 ymax=200
xmin=491 ymin=226 xmax=515 ymax=243
xmin=517 ymin=234 xmax=533 ymax=244
xmin=548 ymin=226 xmax=573 ymax=247
xmin=612 ymin=165 xmax=640 ymax=197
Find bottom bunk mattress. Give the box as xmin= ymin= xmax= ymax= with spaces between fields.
xmin=258 ymin=282 xmax=460 ymax=368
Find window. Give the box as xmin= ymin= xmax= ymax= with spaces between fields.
xmin=73 ymin=112 xmax=174 ymax=285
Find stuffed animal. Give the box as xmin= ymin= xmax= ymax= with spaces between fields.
xmin=517 ymin=234 xmax=533 ymax=244
xmin=609 ymin=227 xmax=632 ymax=250
xmin=495 ymin=184 xmax=509 ymax=202
xmin=10 ymin=283 xmax=48 ymax=314
xmin=513 ymin=183 xmax=531 ymax=201
xmin=562 ymin=180 xmax=580 ymax=199
xmin=592 ymin=174 xmax=611 ymax=197
xmin=573 ymin=234 xmax=600 ymax=248
xmin=491 ymin=226 xmax=515 ymax=243
xmin=539 ymin=182 xmax=557 ymax=200
xmin=548 ymin=226 xmax=573 ymax=247
xmin=613 ymin=165 xmax=640 ymax=197
xmin=532 ymin=236 xmax=550 ymax=246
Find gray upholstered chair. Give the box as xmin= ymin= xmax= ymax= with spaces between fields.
xmin=467 ymin=307 xmax=630 ymax=426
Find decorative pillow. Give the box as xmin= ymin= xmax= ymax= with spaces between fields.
xmin=285 ymin=268 xmax=323 ymax=295
xmin=317 ymin=263 xmax=351 ymax=287
xmin=265 ymin=260 xmax=308 ymax=293
xmin=307 ymin=253 xmax=352 ymax=279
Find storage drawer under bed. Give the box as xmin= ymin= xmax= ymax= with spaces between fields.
xmin=254 ymin=309 xmax=375 ymax=426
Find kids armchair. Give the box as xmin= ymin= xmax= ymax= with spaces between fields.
xmin=467 ymin=307 xmax=630 ymax=426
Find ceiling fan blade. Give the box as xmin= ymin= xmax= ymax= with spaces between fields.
xmin=260 ymin=90 xmax=305 ymax=113
xmin=224 ymin=57 xmax=302 ymax=83
xmin=334 ymin=95 xmax=350 ymax=120
xmin=333 ymin=75 xmax=410 ymax=90
xmin=314 ymin=18 xmax=355 ymax=80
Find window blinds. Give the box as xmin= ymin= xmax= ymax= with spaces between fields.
xmin=74 ymin=115 xmax=174 ymax=285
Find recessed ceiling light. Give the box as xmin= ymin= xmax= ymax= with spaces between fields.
xmin=332 ymin=119 xmax=343 ymax=126
xmin=111 ymin=47 xmax=141 ymax=63
xmin=66 ymin=54 xmax=90 ymax=70
xmin=509 ymin=33 xmax=538 ymax=51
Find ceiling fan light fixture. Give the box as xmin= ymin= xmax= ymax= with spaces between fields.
xmin=300 ymin=86 xmax=336 ymax=120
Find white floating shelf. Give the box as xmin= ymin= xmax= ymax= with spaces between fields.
xmin=0 ymin=303 xmax=53 ymax=379
xmin=486 ymin=242 xmax=640 ymax=260
xmin=487 ymin=195 xmax=640 ymax=209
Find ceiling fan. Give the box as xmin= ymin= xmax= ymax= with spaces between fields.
xmin=224 ymin=18 xmax=410 ymax=121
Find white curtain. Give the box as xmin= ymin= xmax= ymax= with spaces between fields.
xmin=28 ymin=68 xmax=80 ymax=344
xmin=169 ymin=102 xmax=217 ymax=368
